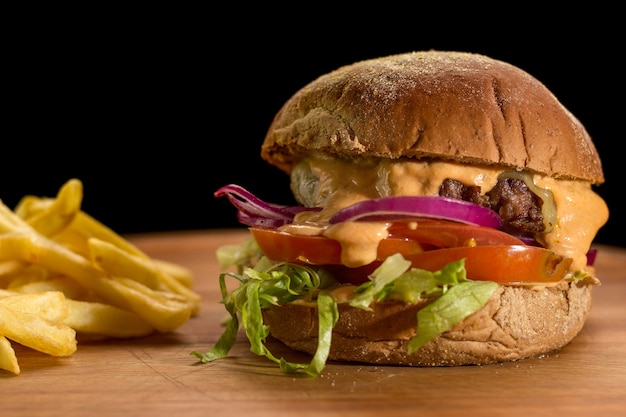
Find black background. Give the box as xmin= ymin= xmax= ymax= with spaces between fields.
xmin=4 ymin=9 xmax=622 ymax=247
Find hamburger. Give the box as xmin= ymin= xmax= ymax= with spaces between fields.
xmin=195 ymin=51 xmax=608 ymax=376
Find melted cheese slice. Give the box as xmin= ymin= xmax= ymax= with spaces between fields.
xmin=279 ymin=156 xmax=609 ymax=274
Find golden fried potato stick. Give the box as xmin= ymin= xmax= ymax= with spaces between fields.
xmin=0 ymin=231 xmax=192 ymax=333
xmin=88 ymin=238 xmax=200 ymax=315
xmin=45 ymin=211 xmax=148 ymax=260
xmin=89 ymin=237 xmax=161 ymax=288
xmin=65 ymin=299 xmax=154 ymax=338
xmin=152 ymin=258 xmax=194 ymax=288
xmin=0 ymin=178 xmax=202 ymax=376
xmin=14 ymin=178 xmax=82 ymax=238
xmin=0 ymin=305 xmax=76 ymax=357
xmin=0 ymin=260 xmax=30 ymax=288
xmin=0 ymin=335 xmax=20 ymax=375
xmin=0 ymin=291 xmax=69 ymax=322
xmin=7 ymin=276 xmax=88 ymax=300
xmin=89 ymin=238 xmax=195 ymax=288
xmin=14 ymin=180 xmax=143 ymax=259
xmin=2 ymin=178 xmax=199 ymax=332
xmin=102 ymin=275 xmax=191 ymax=331
xmin=0 ymin=260 xmax=27 ymax=277
xmin=0 ymin=289 xmax=18 ymax=298
xmin=1 ymin=263 xmax=50 ymax=290
xmin=0 ymin=202 xmax=31 ymax=234
xmin=43 ymin=211 xmax=141 ymax=260
xmin=0 ymin=290 xmax=74 ymax=375
xmin=14 ymin=179 xmax=196 ymax=291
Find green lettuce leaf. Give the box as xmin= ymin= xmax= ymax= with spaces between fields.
xmin=407 ymin=280 xmax=498 ymax=353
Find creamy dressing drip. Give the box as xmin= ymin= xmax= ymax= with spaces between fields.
xmin=533 ymin=176 xmax=608 ymax=271
xmin=279 ymin=156 xmax=608 ymax=274
xmin=324 ymin=221 xmax=389 ymax=267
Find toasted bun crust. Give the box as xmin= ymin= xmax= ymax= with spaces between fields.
xmin=263 ymin=281 xmax=592 ymax=366
xmin=261 ymin=51 xmax=603 ymax=184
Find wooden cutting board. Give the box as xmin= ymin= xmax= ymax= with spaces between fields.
xmin=2 ymin=229 xmax=625 ymax=417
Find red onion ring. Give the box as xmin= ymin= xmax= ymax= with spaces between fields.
xmin=216 ymin=184 xmax=599 ymax=265
xmin=586 ymin=248 xmax=597 ymax=266
xmin=329 ymin=196 xmax=503 ymax=229
xmin=215 ymin=184 xmax=320 ymax=228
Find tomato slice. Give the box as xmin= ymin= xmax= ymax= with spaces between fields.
xmin=318 ymin=246 xmax=571 ymax=285
xmin=387 ymin=220 xmax=524 ymax=248
xmin=251 ymin=220 xmax=521 ymax=264
xmin=250 ymin=228 xmax=423 ymax=266
xmin=250 ymin=228 xmax=343 ymax=265
xmin=249 ymin=224 xmax=571 ymax=285
xmin=401 ymin=245 xmax=572 ymax=284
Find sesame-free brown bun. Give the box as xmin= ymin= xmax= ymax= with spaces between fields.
xmin=261 ymin=51 xmax=604 ymax=184
xmin=264 ymin=280 xmax=593 ymax=366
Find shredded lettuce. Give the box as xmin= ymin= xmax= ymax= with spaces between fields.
xmin=191 ymin=254 xmax=337 ymax=376
xmin=215 ymin=237 xmax=262 ymax=271
xmin=192 ymin=238 xmax=498 ymax=377
xmin=408 ymin=280 xmax=498 ymax=352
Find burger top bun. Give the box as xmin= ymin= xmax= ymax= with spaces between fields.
xmin=261 ymin=51 xmax=604 ymax=184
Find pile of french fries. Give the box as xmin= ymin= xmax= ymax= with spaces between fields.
xmin=0 ymin=179 xmax=200 ymax=375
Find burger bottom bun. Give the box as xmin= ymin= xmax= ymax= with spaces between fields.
xmin=263 ymin=281 xmax=593 ymax=366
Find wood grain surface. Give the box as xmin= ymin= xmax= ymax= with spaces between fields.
xmin=2 ymin=229 xmax=625 ymax=417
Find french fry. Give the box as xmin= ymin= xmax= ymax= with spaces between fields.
xmin=0 ymin=335 xmax=20 ymax=375
xmin=14 ymin=181 xmax=196 ymax=293
xmin=88 ymin=237 xmax=201 ymax=315
xmin=100 ymin=276 xmax=192 ymax=332
xmin=8 ymin=276 xmax=88 ymax=300
xmin=0 ymin=199 xmax=32 ymax=234
xmin=0 ymin=289 xmax=17 ymax=298
xmin=0 ymin=232 xmax=192 ymax=332
xmin=0 ymin=232 xmax=103 ymax=284
xmin=50 ymin=211 xmax=148 ymax=260
xmin=0 ymin=292 xmax=75 ymax=375
xmin=0 ymin=178 xmax=201 ymax=374
xmin=0 ymin=291 xmax=69 ymax=323
xmin=1 ymin=264 xmax=50 ymax=290
xmin=0 ymin=304 xmax=76 ymax=357
xmin=15 ymin=181 xmax=144 ymax=260
xmin=152 ymin=258 xmax=194 ymax=288
xmin=15 ymin=178 xmax=82 ymax=238
xmin=88 ymin=238 xmax=162 ymax=289
xmin=0 ymin=260 xmax=27 ymax=277
xmin=0 ymin=260 xmax=29 ymax=288
xmin=65 ymin=299 xmax=154 ymax=338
